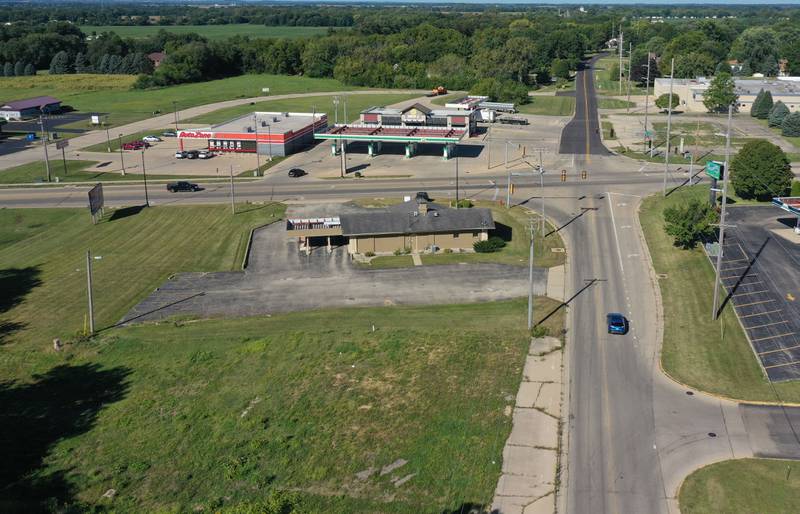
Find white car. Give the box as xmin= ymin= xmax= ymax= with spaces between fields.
xmin=198 ymin=149 xmax=212 ymax=159
xmin=142 ymin=135 xmax=161 ymax=143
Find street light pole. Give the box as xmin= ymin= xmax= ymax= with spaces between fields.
xmin=643 ymin=54 xmax=651 ymax=153
xmin=39 ymin=113 xmax=51 ymax=182
xmin=527 ymin=219 xmax=535 ymax=331
xmin=105 ymin=116 xmax=111 ymax=153
xmin=711 ymin=104 xmax=734 ymax=321
xmin=267 ymin=123 xmax=273 ymax=161
xmin=172 ymin=101 xmax=179 ymax=133
xmin=455 ymin=154 xmax=460 ymax=209
xmin=663 ymin=57 xmax=675 ymax=196
xmin=626 ymin=42 xmax=633 ymax=113
xmin=253 ymin=113 xmax=262 ymax=176
xmin=117 ymin=133 xmax=126 ymax=176
xmin=141 ymin=150 xmax=150 ymax=207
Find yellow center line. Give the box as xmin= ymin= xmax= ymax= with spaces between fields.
xmin=584 ymin=69 xmax=591 ymax=164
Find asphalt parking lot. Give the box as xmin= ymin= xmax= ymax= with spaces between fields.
xmin=121 ymin=219 xmax=547 ymax=324
xmin=718 ymin=206 xmax=800 ymax=382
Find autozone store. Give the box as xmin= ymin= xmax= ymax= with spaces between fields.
xmin=177 ymin=111 xmax=327 ymax=156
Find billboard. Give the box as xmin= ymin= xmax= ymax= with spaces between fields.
xmin=88 ymin=183 xmax=104 ymax=215
xmin=91 ymin=115 xmax=101 ymax=125
xmin=55 ymin=139 xmax=69 ymax=150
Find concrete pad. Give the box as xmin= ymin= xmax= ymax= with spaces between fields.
xmin=534 ymin=383 xmax=562 ymax=418
xmin=502 ymin=445 xmax=557 ymax=481
xmin=515 ymin=382 xmax=542 ymax=409
xmin=490 ymin=496 xmax=529 ymax=514
xmin=507 ymin=408 xmax=559 ymax=449
xmin=412 ymin=253 xmax=422 ymax=266
xmin=530 ymin=336 xmax=561 ymax=356
xmin=522 ymin=493 xmax=555 ymax=514
xmin=495 ymin=474 xmax=552 ymax=499
xmin=545 ymin=265 xmax=565 ymax=301
xmin=523 ymin=352 xmax=562 ymax=383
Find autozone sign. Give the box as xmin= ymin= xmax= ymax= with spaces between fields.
xmin=179 ymin=131 xmax=213 ymax=138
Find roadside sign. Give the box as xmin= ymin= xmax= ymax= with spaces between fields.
xmin=91 ymin=115 xmax=101 ymax=125
xmin=262 ymin=87 xmax=270 ymax=94
xmin=88 ymin=183 xmax=104 ymax=220
xmin=56 ymin=139 xmax=69 ymax=150
xmin=706 ymin=160 xmax=724 ymax=180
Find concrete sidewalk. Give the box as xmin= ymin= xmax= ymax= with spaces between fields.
xmin=491 ymin=336 xmax=563 ymax=514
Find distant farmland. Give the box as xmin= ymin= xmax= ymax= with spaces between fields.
xmin=79 ymin=24 xmax=332 ymax=40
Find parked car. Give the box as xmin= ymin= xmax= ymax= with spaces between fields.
xmin=175 ymin=150 xmax=187 ymax=159
xmin=142 ymin=135 xmax=161 ymax=143
xmin=288 ymin=168 xmax=306 ymax=178
xmin=186 ymin=150 xmax=200 ymax=159
xmin=166 ymin=181 xmax=200 ymax=193
xmin=121 ymin=140 xmax=148 ymax=150
xmin=606 ymin=313 xmax=629 ymax=335
xmin=162 ymin=130 xmax=177 ymax=137
xmin=198 ymin=149 xmax=212 ymax=159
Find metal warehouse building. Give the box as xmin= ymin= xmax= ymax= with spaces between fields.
xmin=178 ymin=111 xmax=327 ymax=157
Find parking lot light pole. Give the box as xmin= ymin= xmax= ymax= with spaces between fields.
xmin=711 ymin=103 xmax=734 ymax=321
xmin=643 ymin=57 xmax=651 ymax=153
xmin=527 ymin=219 xmax=535 ymax=331
xmin=267 ymin=123 xmax=273 ymax=161
xmin=39 ymin=113 xmax=52 ymax=182
xmin=141 ymin=150 xmax=150 ymax=207
xmin=117 ymin=133 xmax=126 ymax=176
xmin=172 ymin=101 xmax=179 ymax=133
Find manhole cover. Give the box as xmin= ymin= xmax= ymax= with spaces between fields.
xmin=686 ymin=391 xmax=694 ymax=396
xmin=708 ymin=432 xmax=717 ymax=438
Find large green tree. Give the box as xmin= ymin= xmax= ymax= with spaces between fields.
xmin=731 ymin=139 xmax=792 ymax=200
xmin=48 ymin=51 xmax=70 ymax=75
xmin=730 ymin=27 xmax=780 ymax=74
xmin=674 ymin=51 xmax=715 ymax=78
xmin=768 ymin=101 xmax=790 ymax=128
xmin=703 ymin=72 xmax=738 ymax=113
xmin=782 ymin=112 xmax=800 ymax=137
xmin=751 ymin=90 xmax=773 ymax=119
xmin=663 ymin=200 xmax=718 ymax=249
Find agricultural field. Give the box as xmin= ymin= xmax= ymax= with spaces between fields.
xmin=79 ymin=24 xmax=332 ymax=40
xmin=0 ymin=74 xmax=353 ymax=127
xmin=185 ymin=93 xmax=421 ymax=125
xmin=0 ymin=204 xmax=558 ymax=512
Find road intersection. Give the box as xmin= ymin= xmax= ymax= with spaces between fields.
xmin=1 ymin=58 xmax=799 ymax=514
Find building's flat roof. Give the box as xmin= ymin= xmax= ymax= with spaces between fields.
xmin=361 ymin=106 xmax=402 ymax=115
xmin=211 ymin=111 xmax=324 ymax=135
xmin=315 ymin=124 xmax=466 ymax=143
xmin=655 ymin=77 xmax=800 ymax=97
xmin=340 ymin=200 xmax=494 ymax=237
xmin=1 ymin=95 xmax=61 ymax=111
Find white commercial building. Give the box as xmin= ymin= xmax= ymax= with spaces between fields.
xmin=653 ymin=77 xmax=800 ymax=113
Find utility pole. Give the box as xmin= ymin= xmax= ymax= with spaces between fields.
xmin=527 ymin=220 xmax=535 ymax=331
xmin=333 ymin=96 xmax=339 ymax=125
xmin=253 ymin=113 xmax=262 ymax=176
xmin=172 ymin=101 xmax=179 ymax=133
xmin=538 ymin=148 xmax=546 ymax=236
xmin=39 ymin=114 xmax=51 ymax=182
xmin=117 ymin=134 xmax=126 ymax=176
xmin=267 ymin=123 xmax=272 ymax=162
xmin=105 ymin=118 xmax=111 ymax=153
xmin=663 ymin=58 xmax=675 ymax=196
xmin=643 ymin=53 xmax=651 ymax=153
xmin=455 ymin=154 xmax=460 ymax=209
xmin=712 ymin=104 xmax=734 ymax=321
xmin=506 ymin=166 xmax=512 ymax=208
xmin=343 ymin=95 xmax=348 ymax=124
xmin=86 ymin=250 xmax=95 ymax=335
xmin=619 ymin=30 xmax=624 ymax=96
xmin=504 ymin=140 xmax=509 ymax=169
xmin=626 ymin=42 xmax=633 ymax=113
xmin=141 ymin=150 xmax=149 ymax=207
xmin=340 ymin=139 xmax=346 ymax=177
xmin=229 ymin=165 xmax=235 ymax=214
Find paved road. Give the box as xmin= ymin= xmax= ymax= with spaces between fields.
xmin=121 ymin=222 xmax=546 ymax=324
xmin=558 ymin=54 xmax=609 ymax=157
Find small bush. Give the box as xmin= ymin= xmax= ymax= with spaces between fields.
xmin=791 ymin=180 xmax=800 ymax=197
xmin=393 ymin=248 xmax=403 ymax=256
xmin=473 ymin=236 xmax=507 ymax=253
xmin=364 ymin=251 xmax=375 ymax=257
xmin=450 ymin=199 xmax=473 ymax=208
xmin=354 ymin=171 xmax=362 ymax=178
xmin=531 ymin=325 xmax=551 ymax=338
xmin=443 ymin=248 xmax=453 ymax=254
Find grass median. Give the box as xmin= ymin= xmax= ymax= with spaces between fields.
xmin=640 ymin=186 xmax=800 ymax=402
xmin=0 ymin=159 xmax=208 ymax=184
xmin=679 ymin=458 xmax=800 ymax=514
xmin=0 ymin=203 xmax=564 ymax=512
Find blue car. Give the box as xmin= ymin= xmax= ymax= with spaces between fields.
xmin=607 ymin=313 xmax=628 ymax=335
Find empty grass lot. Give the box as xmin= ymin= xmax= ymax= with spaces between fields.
xmin=518 ymin=96 xmax=575 ymax=116
xmin=361 ymin=203 xmax=566 ymax=270
xmin=679 ymin=459 xmax=800 ymax=514
xmin=640 ymin=186 xmax=800 ymax=402
xmin=0 ymin=74 xmax=354 ymax=127
xmin=0 ymin=160 xmax=206 ymax=184
xmin=0 ymin=204 xmax=564 ymax=512
xmin=597 ymin=98 xmax=636 ymax=109
xmin=79 ymin=24 xmax=332 ymax=40
xmin=593 ymin=55 xmax=647 ymax=96
xmin=185 ymin=93 xmax=420 ymax=125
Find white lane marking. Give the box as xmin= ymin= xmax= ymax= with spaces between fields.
xmin=621 ymin=225 xmax=632 ymax=229
xmin=607 ymin=192 xmax=625 ymax=275
xmin=617 ymin=203 xmax=627 ymax=207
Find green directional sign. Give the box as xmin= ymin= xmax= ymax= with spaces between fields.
xmin=706 ymin=160 xmax=724 ymax=180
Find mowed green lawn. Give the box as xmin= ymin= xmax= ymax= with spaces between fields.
xmin=518 ymin=96 xmax=575 ymax=116
xmin=185 ymin=93 xmax=421 ymax=125
xmin=0 ymin=74 xmax=354 ymax=126
xmin=79 ymin=24 xmax=332 ymax=40
xmin=679 ymin=459 xmax=800 ymax=514
xmin=640 ymin=186 xmax=800 ymax=402
xmin=592 ymin=55 xmax=647 ymax=96
xmin=0 ymin=204 xmax=561 ymax=512
xmin=0 ymin=159 xmax=204 ymax=184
